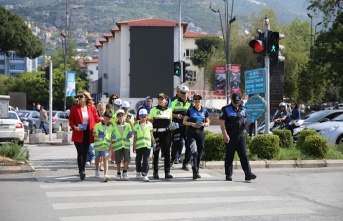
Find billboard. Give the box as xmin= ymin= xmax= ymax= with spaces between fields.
xmin=215 ymin=65 xmax=226 ymax=96
xmin=230 ymin=64 xmax=241 ymax=95
xmin=66 ymin=71 xmax=76 ymax=97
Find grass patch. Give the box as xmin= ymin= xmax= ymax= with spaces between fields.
xmin=0 ymin=142 xmax=30 ymax=162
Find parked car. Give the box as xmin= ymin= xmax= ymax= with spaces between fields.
xmin=308 ymin=113 xmax=343 ymax=145
xmin=16 ymin=110 xmax=40 ymax=134
xmin=47 ymin=111 xmax=69 ymax=132
xmin=302 ymin=110 xmax=343 ymax=129
xmin=0 ymin=111 xmax=25 ymax=146
xmin=8 ymin=105 xmax=16 ymax=111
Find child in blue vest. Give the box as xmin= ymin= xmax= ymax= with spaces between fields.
xmin=133 ymin=109 xmax=156 ymax=182
xmin=93 ymin=110 xmax=113 ymax=182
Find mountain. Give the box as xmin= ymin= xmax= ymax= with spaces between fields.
xmin=0 ymin=0 xmax=315 ymax=35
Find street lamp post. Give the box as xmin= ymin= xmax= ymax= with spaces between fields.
xmin=307 ymin=13 xmax=313 ymax=52
xmin=315 ymin=22 xmax=322 ymax=39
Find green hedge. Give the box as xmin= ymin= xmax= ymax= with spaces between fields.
xmin=248 ymin=134 xmax=280 ymax=160
xmin=297 ymin=129 xmax=317 ymax=151
xmin=203 ymin=132 xmax=225 ymax=161
xmin=272 ymin=129 xmax=293 ymax=148
xmin=302 ymin=135 xmax=329 ymax=158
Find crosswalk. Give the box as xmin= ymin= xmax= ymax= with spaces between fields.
xmin=36 ymin=171 xmax=316 ymax=221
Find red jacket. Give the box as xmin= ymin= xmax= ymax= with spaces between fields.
xmin=69 ymin=104 xmax=101 ymax=143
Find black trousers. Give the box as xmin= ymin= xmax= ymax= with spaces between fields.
xmin=171 ymin=126 xmax=190 ymax=164
xmin=135 ymin=147 xmax=151 ymax=175
xmin=187 ymin=130 xmax=205 ymax=168
xmin=225 ymin=134 xmax=251 ymax=176
xmin=153 ymin=131 xmax=171 ymax=173
xmin=74 ymin=127 xmax=90 ymax=173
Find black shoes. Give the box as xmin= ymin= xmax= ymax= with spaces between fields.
xmin=165 ymin=173 xmax=173 ymax=179
xmin=225 ymin=175 xmax=232 ymax=181
xmin=153 ymin=172 xmax=159 ymax=179
xmin=181 ymin=163 xmax=189 ymax=171
xmin=245 ymin=172 xmax=257 ymax=181
xmin=79 ymin=171 xmax=86 ymax=180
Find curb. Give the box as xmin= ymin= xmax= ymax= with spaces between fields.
xmin=203 ymin=160 xmax=343 ymax=170
xmin=0 ymin=164 xmax=34 ymax=174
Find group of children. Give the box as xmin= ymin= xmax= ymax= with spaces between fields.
xmin=93 ymin=101 xmax=155 ymax=182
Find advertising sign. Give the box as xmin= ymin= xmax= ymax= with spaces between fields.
xmin=66 ymin=71 xmax=76 ymax=97
xmin=230 ymin=64 xmax=241 ymax=95
xmin=215 ymin=65 xmax=226 ymax=96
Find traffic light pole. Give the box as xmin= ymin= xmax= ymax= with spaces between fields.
xmin=264 ymin=18 xmax=271 ymax=134
xmin=48 ymin=61 xmax=53 ymax=141
xmin=178 ymin=0 xmax=183 ymax=85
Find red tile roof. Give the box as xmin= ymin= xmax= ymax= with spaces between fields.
xmin=94 ymin=43 xmax=102 ymax=49
xmin=184 ymin=31 xmax=216 ymax=38
xmin=116 ymin=17 xmax=188 ymax=33
xmin=99 ymin=38 xmax=107 ymax=43
xmin=85 ymin=58 xmax=98 ymax=64
xmin=104 ymin=33 xmax=113 ymax=40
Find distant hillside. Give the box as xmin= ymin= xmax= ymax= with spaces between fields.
xmin=0 ymin=0 xmax=315 ymax=35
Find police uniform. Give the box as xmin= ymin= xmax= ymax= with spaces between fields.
xmin=185 ymin=104 xmax=209 ymax=179
xmin=170 ymin=96 xmax=193 ymax=170
xmin=220 ymin=93 xmax=256 ymax=181
xmin=148 ymin=94 xmax=173 ymax=179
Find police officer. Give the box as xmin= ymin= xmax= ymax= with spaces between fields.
xmin=183 ymin=94 xmax=209 ymax=179
xmin=171 ymin=85 xmax=193 ymax=170
xmin=148 ymin=93 xmax=174 ymax=179
xmin=219 ymin=93 xmax=256 ymax=181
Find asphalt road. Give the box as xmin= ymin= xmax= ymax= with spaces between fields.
xmin=0 ymin=144 xmax=342 ymax=221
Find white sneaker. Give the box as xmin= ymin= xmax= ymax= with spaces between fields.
xmin=122 ymin=172 xmax=129 ymax=181
xmin=95 ymin=170 xmax=100 ymax=178
xmin=86 ymin=162 xmax=90 ymax=166
xmin=136 ymin=172 xmax=143 ymax=179
xmin=142 ymin=176 xmax=149 ymax=182
xmin=91 ymin=160 xmax=95 ymax=164
xmin=100 ymin=163 xmax=104 ymax=171
xmin=116 ymin=174 xmax=121 ymax=181
xmin=104 ymin=174 xmax=110 ymax=182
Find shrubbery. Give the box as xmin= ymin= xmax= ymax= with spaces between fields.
xmin=302 ymin=135 xmax=329 ymax=158
xmin=272 ymin=129 xmax=293 ymax=148
xmin=203 ymin=131 xmax=225 ymax=161
xmin=297 ymin=129 xmax=317 ymax=151
xmin=248 ymin=134 xmax=280 ymax=160
xmin=0 ymin=142 xmax=30 ymax=161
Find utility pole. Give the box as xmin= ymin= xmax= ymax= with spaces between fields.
xmin=264 ymin=18 xmax=271 ymax=134
xmin=178 ymin=0 xmax=183 ymax=85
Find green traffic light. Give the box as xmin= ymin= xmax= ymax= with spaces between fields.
xmin=271 ymin=45 xmax=276 ymax=52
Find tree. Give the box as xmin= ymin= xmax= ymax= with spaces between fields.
xmin=307 ymin=0 xmax=343 ymax=26
xmin=0 ymin=7 xmax=44 ymax=59
xmin=191 ymin=37 xmax=222 ymax=68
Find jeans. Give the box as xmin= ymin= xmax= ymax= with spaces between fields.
xmin=171 ymin=126 xmax=190 ymax=163
xmin=86 ymin=143 xmax=95 ymax=162
xmin=225 ymin=134 xmax=251 ymax=176
xmin=39 ymin=121 xmax=48 ymax=134
xmin=135 ymin=147 xmax=151 ymax=174
xmin=187 ymin=130 xmax=205 ymax=168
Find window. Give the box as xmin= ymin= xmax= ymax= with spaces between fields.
xmin=185 ymin=49 xmax=195 ymax=60
xmin=188 ymin=70 xmax=197 ymax=82
xmin=96 ymin=66 xmax=98 ymax=70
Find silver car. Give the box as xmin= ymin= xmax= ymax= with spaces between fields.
xmin=47 ymin=111 xmax=69 ymax=132
xmin=0 ymin=111 xmax=25 ymax=146
xmin=308 ymin=114 xmax=343 ymax=145
xmin=302 ymin=110 xmax=343 ymax=128
xmin=16 ymin=110 xmax=41 ymax=134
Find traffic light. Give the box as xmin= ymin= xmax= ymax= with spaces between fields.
xmin=174 ymin=61 xmax=181 ymax=77
xmin=182 ymin=61 xmax=190 ymax=83
xmin=41 ymin=65 xmax=50 ymax=80
xmin=269 ymin=32 xmax=285 ymax=66
xmin=249 ymin=32 xmax=266 ymax=55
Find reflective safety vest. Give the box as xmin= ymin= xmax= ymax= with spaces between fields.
xmin=93 ymin=122 xmax=112 ymax=151
xmin=112 ymin=123 xmax=131 ymax=151
xmin=134 ymin=122 xmax=153 ymax=150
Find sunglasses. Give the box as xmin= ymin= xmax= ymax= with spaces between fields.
xmin=181 ymin=92 xmax=186 ymax=94
xmin=193 ymin=98 xmax=201 ymax=101
xmin=74 ymin=95 xmax=85 ymax=99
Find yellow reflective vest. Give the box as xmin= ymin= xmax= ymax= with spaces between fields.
xmin=134 ymin=121 xmax=153 ymax=150
xmin=112 ymin=122 xmax=131 ymax=151
xmin=93 ymin=122 xmax=113 ymax=151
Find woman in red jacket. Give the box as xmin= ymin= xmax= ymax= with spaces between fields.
xmin=69 ymin=90 xmax=102 ymax=180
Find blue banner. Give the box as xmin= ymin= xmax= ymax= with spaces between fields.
xmin=66 ymin=71 xmax=76 ymax=97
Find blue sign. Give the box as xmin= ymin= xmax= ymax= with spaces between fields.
xmin=244 ymin=68 xmax=265 ymax=95
xmin=66 ymin=71 xmax=76 ymax=97
xmin=245 ymin=95 xmax=266 ymax=123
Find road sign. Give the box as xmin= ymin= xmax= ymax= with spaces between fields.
xmin=245 ymin=95 xmax=266 ymax=123
xmin=244 ymin=68 xmax=265 ymax=95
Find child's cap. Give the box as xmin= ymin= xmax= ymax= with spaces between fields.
xmin=116 ymin=109 xmax=125 ymax=116
xmin=114 ymin=99 xmax=122 ymax=107
xmin=106 ymin=103 xmax=112 ymax=109
xmin=139 ymin=108 xmax=148 ymax=116
xmin=103 ymin=110 xmax=112 ymax=118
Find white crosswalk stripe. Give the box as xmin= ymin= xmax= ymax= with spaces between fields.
xmin=37 ymin=171 xmax=316 ymax=221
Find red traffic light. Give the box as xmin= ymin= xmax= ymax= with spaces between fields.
xmin=249 ymin=40 xmax=265 ymax=54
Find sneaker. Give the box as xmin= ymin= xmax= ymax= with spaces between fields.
xmin=142 ymin=176 xmax=149 ymax=182
xmin=181 ymin=163 xmax=189 ymax=171
xmin=165 ymin=173 xmax=173 ymax=179
xmin=122 ymin=172 xmax=129 ymax=181
xmin=95 ymin=170 xmax=100 ymax=178
xmin=153 ymin=172 xmax=159 ymax=179
xmin=86 ymin=162 xmax=90 ymax=166
xmin=245 ymin=172 xmax=257 ymax=181
xmin=136 ymin=172 xmax=143 ymax=179
xmin=173 ymin=159 xmax=179 ymax=164
xmin=100 ymin=163 xmax=104 ymax=171
xmin=91 ymin=159 xmax=95 ymax=164
xmin=104 ymin=174 xmax=110 ymax=182
xmin=226 ymin=175 xmax=232 ymax=181
xmin=111 ymin=160 xmax=116 ymax=164
xmin=116 ymin=173 xmax=121 ymax=181
xmin=79 ymin=171 xmax=86 ymax=180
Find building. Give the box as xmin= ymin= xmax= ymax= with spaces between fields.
xmin=93 ymin=17 xmax=215 ymax=98
xmin=0 ymin=51 xmax=40 ymax=77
